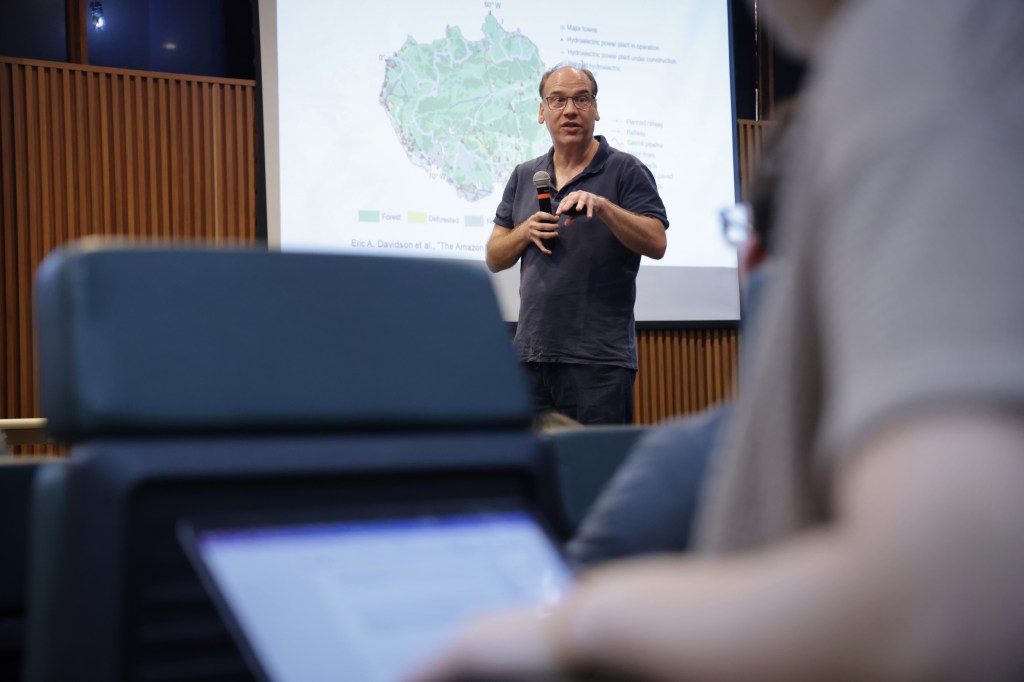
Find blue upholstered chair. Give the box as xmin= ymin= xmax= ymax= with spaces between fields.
xmin=23 ymin=242 xmax=553 ymax=682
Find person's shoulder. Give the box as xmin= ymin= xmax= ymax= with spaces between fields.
xmin=599 ymin=138 xmax=658 ymax=184
xmin=597 ymin=136 xmax=627 ymax=161
xmin=813 ymin=0 xmax=983 ymax=118
xmin=598 ymin=138 xmax=646 ymax=168
xmin=524 ymin=150 xmax=553 ymax=171
xmin=508 ymin=151 xmax=552 ymax=182
xmin=805 ymin=1 xmax=1021 ymax=182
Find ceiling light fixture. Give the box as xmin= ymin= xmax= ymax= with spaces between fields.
xmin=89 ymin=2 xmax=105 ymax=30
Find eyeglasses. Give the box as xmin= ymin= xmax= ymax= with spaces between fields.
xmin=719 ymin=203 xmax=752 ymax=247
xmin=543 ymin=94 xmax=595 ymax=111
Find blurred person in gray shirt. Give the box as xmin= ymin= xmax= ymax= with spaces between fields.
xmin=412 ymin=1 xmax=1024 ymax=680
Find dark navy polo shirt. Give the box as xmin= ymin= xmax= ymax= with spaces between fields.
xmin=493 ymin=136 xmax=669 ymax=370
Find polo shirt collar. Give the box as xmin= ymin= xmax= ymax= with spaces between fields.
xmin=542 ymin=135 xmax=612 ymax=182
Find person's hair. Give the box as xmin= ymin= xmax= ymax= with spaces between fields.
xmin=538 ymin=66 xmax=598 ymax=99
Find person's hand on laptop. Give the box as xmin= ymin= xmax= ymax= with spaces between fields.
xmin=407 ymin=603 xmax=570 ymax=682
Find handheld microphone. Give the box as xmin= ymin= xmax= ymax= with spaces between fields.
xmin=533 ymin=170 xmax=558 ymax=250
xmin=533 ymin=171 xmax=553 ymax=214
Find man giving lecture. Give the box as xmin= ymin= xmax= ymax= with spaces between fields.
xmin=486 ymin=65 xmax=668 ymax=425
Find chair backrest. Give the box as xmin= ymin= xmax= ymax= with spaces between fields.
xmin=0 ymin=458 xmax=55 ymax=681
xmin=543 ymin=425 xmax=649 ymax=537
xmin=25 ymin=242 xmax=549 ymax=682
xmin=35 ymin=240 xmax=533 ymax=440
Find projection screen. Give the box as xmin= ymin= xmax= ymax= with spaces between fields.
xmin=257 ymin=0 xmax=740 ymax=321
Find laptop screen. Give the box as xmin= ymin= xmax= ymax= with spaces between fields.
xmin=181 ymin=507 xmax=572 ymax=682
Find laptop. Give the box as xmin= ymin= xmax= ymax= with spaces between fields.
xmin=179 ymin=502 xmax=573 ymax=682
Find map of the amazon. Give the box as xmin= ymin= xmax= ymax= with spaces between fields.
xmin=379 ymin=14 xmax=550 ymax=201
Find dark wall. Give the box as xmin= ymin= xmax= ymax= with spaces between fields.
xmin=731 ymin=0 xmax=806 ymax=118
xmin=0 ymin=0 xmax=255 ymax=80
xmin=0 ymin=0 xmax=67 ymax=62
xmin=732 ymin=0 xmax=758 ymax=120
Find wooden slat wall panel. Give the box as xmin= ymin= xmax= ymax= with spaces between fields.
xmin=634 ymin=328 xmax=740 ymax=425
xmin=1 ymin=56 xmax=768 ymax=447
xmin=738 ymin=119 xmax=771 ymax=201
xmin=0 ymin=57 xmax=256 ymax=454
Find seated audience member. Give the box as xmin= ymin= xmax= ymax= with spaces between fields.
xmin=566 ymin=97 xmax=795 ymax=569
xmin=410 ymin=1 xmax=1024 ymax=680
